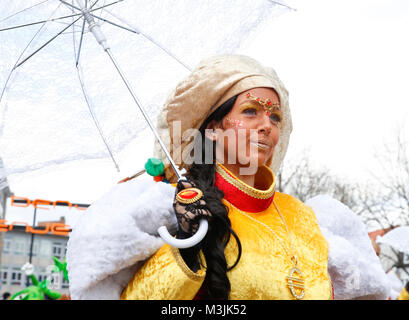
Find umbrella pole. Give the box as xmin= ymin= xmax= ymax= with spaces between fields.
xmin=76 ymin=1 xmax=208 ymax=249
xmin=75 ymin=0 xmax=182 ymax=179
xmin=74 ymin=0 xmax=182 ymax=180
xmin=102 ymin=49 xmax=210 ymax=250
xmin=103 ymin=48 xmax=182 ymax=180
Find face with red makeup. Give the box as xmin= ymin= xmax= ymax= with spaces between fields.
xmin=206 ymin=87 xmax=281 ymax=180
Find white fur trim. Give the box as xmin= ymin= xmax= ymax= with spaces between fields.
xmin=66 ymin=176 xmax=177 ymax=300
xmin=306 ymin=195 xmax=391 ymax=300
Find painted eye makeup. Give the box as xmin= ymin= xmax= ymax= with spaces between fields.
xmin=240 ymin=104 xmax=282 ymax=123
xmin=239 ymin=105 xmax=259 ymax=115
xmin=269 ymin=112 xmax=282 ymax=123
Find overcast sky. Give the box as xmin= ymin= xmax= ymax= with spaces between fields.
xmin=240 ymin=0 xmax=409 ymax=182
xmin=3 ymin=0 xmax=409 ymax=228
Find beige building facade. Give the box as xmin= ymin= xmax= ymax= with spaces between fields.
xmin=0 ymin=225 xmax=69 ymax=297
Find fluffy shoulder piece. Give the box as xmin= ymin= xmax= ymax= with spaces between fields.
xmin=66 ymin=176 xmax=177 ymax=299
xmin=305 ymin=195 xmax=391 ymax=300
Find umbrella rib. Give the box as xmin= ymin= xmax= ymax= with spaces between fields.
xmin=61 ymin=30 xmax=87 ymax=35
xmin=0 ymin=0 xmax=50 ymax=24
xmin=139 ymin=32 xmax=192 ymax=71
xmin=70 ymin=0 xmax=120 ymax=171
xmin=75 ymin=64 xmax=121 ymax=172
xmin=0 ymin=12 xmax=83 ymax=32
xmin=90 ymin=0 xmax=103 ymax=10
xmin=88 ymin=13 xmax=138 ymax=34
xmin=60 ymin=0 xmax=138 ymax=36
xmin=102 ymin=9 xmax=192 ymax=71
xmin=267 ymin=0 xmax=297 ymax=11
xmin=75 ymin=18 xmax=87 ymax=66
xmin=49 ymin=19 xmax=85 ymax=28
xmin=13 ymin=16 xmax=83 ymax=70
xmin=59 ymin=0 xmax=82 ymax=12
xmin=59 ymin=0 xmax=123 ymax=13
xmin=105 ymin=48 xmax=182 ymax=179
xmin=0 ymin=1 xmax=121 ymax=32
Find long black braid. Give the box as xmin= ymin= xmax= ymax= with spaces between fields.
xmin=178 ymin=95 xmax=242 ymax=299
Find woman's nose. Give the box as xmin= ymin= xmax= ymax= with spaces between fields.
xmin=258 ymin=113 xmax=272 ymax=135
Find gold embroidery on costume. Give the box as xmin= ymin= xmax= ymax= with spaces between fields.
xmin=171 ymin=246 xmax=206 ymax=282
xmin=215 ymin=163 xmax=275 ymax=199
xmin=328 ymin=273 xmax=334 ymax=300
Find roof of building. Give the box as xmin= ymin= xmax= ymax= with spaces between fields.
xmin=368 ymin=226 xmax=399 ymax=255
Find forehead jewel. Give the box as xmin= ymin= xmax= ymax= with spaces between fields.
xmin=245 ymin=92 xmax=281 ymax=114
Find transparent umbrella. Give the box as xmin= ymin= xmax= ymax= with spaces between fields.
xmin=0 ymin=0 xmax=292 ymax=246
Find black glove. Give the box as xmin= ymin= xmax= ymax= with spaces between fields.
xmin=173 ymin=179 xmax=212 ymax=237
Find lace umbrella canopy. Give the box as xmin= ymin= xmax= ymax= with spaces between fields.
xmin=0 ymin=0 xmax=291 ymax=191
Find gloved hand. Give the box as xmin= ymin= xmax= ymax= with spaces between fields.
xmin=173 ymin=179 xmax=212 ymax=237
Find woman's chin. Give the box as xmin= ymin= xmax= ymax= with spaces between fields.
xmin=252 ymin=150 xmax=273 ymax=165
xmin=236 ymin=154 xmax=269 ymax=170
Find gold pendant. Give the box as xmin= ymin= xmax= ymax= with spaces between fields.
xmin=286 ymin=267 xmax=305 ymax=300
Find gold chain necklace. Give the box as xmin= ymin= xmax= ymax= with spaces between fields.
xmin=234 ymin=199 xmax=305 ymax=300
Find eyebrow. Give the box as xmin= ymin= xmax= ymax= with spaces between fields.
xmin=239 ymin=100 xmax=261 ymax=108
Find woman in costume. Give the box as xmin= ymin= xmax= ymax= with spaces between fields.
xmin=66 ymin=55 xmax=391 ymax=300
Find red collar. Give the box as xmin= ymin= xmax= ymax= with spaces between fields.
xmin=215 ymin=163 xmax=276 ymax=213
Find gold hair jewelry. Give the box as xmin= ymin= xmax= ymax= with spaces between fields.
xmin=245 ymin=92 xmax=281 ymax=115
xmin=235 ymin=200 xmax=305 ymax=300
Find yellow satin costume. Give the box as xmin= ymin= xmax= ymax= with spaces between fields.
xmin=121 ymin=164 xmax=333 ymax=300
xmin=398 ymin=286 xmax=409 ymax=300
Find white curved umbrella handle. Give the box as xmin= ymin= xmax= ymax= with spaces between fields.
xmin=158 ymin=218 xmax=208 ymax=249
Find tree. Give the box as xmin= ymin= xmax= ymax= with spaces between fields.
xmin=277 ymin=148 xmax=360 ymax=212
xmin=359 ymin=125 xmax=409 ymax=230
xmin=358 ymin=126 xmax=409 ymax=283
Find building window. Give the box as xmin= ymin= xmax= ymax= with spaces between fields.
xmin=24 ymin=275 xmax=31 ymax=287
xmin=40 ymin=241 xmax=51 ymax=257
xmin=1 ymin=267 xmax=8 ymax=285
xmin=48 ymin=273 xmax=61 ymax=290
xmin=31 ymin=242 xmax=39 ymax=257
xmin=25 ymin=241 xmax=39 ymax=258
xmin=13 ymin=241 xmax=26 ymax=256
xmin=37 ymin=273 xmax=47 ymax=284
xmin=2 ymin=239 xmax=11 ymax=254
xmin=10 ymin=269 xmax=22 ymax=285
xmin=61 ymin=276 xmax=69 ymax=289
xmin=52 ymin=242 xmax=65 ymax=259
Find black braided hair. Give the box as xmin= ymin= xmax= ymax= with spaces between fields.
xmin=178 ymin=95 xmax=242 ymax=299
